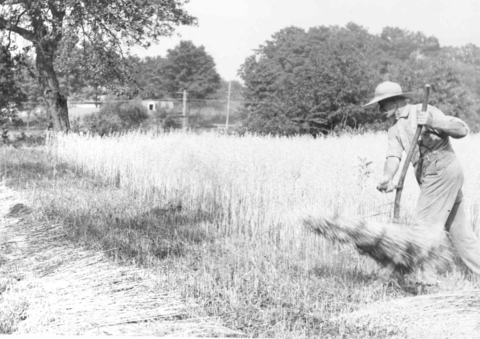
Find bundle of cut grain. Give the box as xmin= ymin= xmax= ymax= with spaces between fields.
xmin=300 ymin=212 xmax=451 ymax=275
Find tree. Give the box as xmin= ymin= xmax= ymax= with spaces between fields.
xmin=0 ymin=44 xmax=26 ymax=113
xmin=160 ymin=40 xmax=221 ymax=99
xmin=351 ymin=26 xmax=440 ymax=77
xmin=0 ymin=43 xmax=27 ymax=142
xmin=379 ymin=27 xmax=440 ymax=62
xmin=132 ymin=55 xmax=170 ymax=99
xmin=0 ymin=0 xmax=195 ymax=131
xmin=239 ymin=22 xmax=480 ymax=135
xmin=442 ymin=43 xmax=480 ymax=99
xmin=239 ymin=25 xmax=380 ymax=136
xmin=389 ymin=56 xmax=480 ymax=131
xmin=238 ymin=27 xmax=308 ymax=135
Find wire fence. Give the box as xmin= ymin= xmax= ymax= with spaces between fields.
xmin=16 ymin=97 xmax=249 ymax=131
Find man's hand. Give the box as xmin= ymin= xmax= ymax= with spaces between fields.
xmin=377 ymin=177 xmax=395 ymax=193
xmin=417 ymin=108 xmax=433 ymax=126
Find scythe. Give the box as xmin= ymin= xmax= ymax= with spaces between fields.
xmin=393 ymin=84 xmax=431 ymax=220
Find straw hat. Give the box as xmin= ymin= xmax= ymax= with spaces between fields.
xmin=364 ymin=81 xmax=414 ymax=107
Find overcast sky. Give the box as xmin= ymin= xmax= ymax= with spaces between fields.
xmin=132 ymin=0 xmax=480 ymax=82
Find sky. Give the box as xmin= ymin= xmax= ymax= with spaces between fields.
xmin=132 ymin=0 xmax=480 ymax=82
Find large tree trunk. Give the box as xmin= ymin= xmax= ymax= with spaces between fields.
xmin=35 ymin=44 xmax=70 ymax=131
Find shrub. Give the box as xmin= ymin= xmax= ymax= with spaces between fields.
xmin=83 ymin=96 xmax=149 ymax=136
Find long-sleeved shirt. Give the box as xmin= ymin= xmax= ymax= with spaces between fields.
xmin=386 ymin=104 xmax=469 ymax=183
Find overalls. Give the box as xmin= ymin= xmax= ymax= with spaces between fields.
xmin=386 ymin=104 xmax=480 ymax=279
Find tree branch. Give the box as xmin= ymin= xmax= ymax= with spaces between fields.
xmin=0 ymin=16 xmax=34 ymax=41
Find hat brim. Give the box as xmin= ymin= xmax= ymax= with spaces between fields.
xmin=363 ymin=92 xmax=415 ymax=107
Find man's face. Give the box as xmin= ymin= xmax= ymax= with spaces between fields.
xmin=378 ymin=98 xmax=398 ymax=118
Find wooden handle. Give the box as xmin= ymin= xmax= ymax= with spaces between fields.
xmin=393 ymin=84 xmax=431 ymax=220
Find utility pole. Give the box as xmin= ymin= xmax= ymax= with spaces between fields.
xmin=182 ymin=90 xmax=187 ymax=131
xmin=225 ymin=81 xmax=232 ymax=129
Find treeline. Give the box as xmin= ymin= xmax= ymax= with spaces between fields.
xmin=3 ymin=22 xmax=480 ymax=136
xmin=239 ymin=22 xmax=480 ymax=135
xmin=11 ymin=40 xmax=243 ymax=106
xmin=2 ymin=40 xmax=243 ymax=135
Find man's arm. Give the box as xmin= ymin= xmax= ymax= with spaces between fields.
xmin=417 ymin=106 xmax=469 ymax=139
xmin=428 ymin=117 xmax=469 ymax=139
xmin=377 ymin=156 xmax=400 ymax=193
xmin=378 ymin=124 xmax=403 ymax=193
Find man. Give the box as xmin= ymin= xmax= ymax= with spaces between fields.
xmin=364 ymin=81 xmax=480 ymax=283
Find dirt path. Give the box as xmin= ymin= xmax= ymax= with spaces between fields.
xmin=0 ymin=183 xmax=241 ymax=337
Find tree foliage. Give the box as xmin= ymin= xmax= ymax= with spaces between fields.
xmin=0 ymin=0 xmax=196 ymax=131
xmin=133 ymin=55 xmax=169 ymax=99
xmin=240 ymin=22 xmax=480 ymax=135
xmin=0 ymin=44 xmax=26 ymax=114
xmin=159 ymin=40 xmax=221 ymax=99
xmin=388 ymin=57 xmax=480 ymax=131
xmin=132 ymin=41 xmax=222 ymax=101
xmin=239 ymin=25 xmax=381 ymax=136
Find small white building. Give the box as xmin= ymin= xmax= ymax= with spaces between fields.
xmin=67 ymin=100 xmax=102 ymax=119
xmin=141 ymin=99 xmax=176 ymax=112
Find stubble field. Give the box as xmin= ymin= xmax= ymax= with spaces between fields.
xmin=1 ymin=130 xmax=479 ymax=338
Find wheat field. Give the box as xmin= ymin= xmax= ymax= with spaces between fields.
xmin=5 ymin=130 xmax=477 ymax=337
xmin=49 ymin=130 xmax=480 ymax=238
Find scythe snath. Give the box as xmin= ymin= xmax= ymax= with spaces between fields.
xmin=393 ymin=84 xmax=431 ymax=220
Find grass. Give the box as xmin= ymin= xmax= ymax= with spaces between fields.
xmin=0 ymin=131 xmax=479 ymax=337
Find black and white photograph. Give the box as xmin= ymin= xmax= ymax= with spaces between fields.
xmin=0 ymin=0 xmax=479 ymax=338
